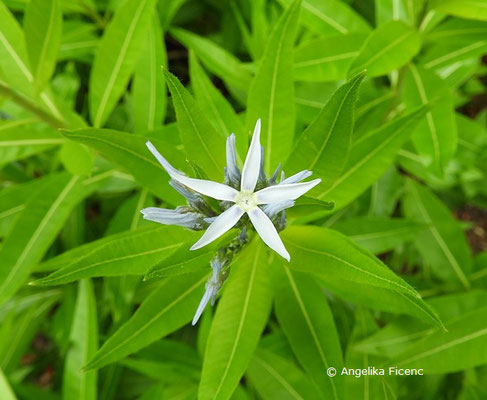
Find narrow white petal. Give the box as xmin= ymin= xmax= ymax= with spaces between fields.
xmin=241 ymin=119 xmax=261 ymax=192
xmin=190 ymin=205 xmax=244 ymax=250
xmin=248 ymin=207 xmax=290 ymax=261
xmin=146 ymin=141 xmax=238 ymax=201
xmin=192 ymin=287 xmax=213 ymax=325
xmin=255 ymin=179 xmax=321 ymax=204
xmin=281 ymin=170 xmax=312 ymax=184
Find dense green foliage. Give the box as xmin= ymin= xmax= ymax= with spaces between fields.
xmin=0 ymin=0 xmax=486 ymax=399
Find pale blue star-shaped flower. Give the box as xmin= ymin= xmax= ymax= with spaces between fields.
xmin=143 ymin=119 xmax=320 ymax=260
xmin=142 ymin=119 xmax=321 ymax=324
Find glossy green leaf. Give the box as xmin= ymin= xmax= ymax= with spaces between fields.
xmin=375 ymin=0 xmax=409 ymax=25
xmin=294 ymin=34 xmax=367 ymax=82
xmin=24 ymin=0 xmax=62 ymax=92
xmin=63 ymin=128 xmax=182 ymax=203
xmin=85 ymin=271 xmax=207 ymax=370
xmin=0 ymin=173 xmax=83 ymax=305
xmin=132 ymin=13 xmax=167 ymax=132
xmin=393 ymin=306 xmax=487 ymax=373
xmin=246 ymin=0 xmax=300 ymax=173
xmin=58 ymin=21 xmax=98 ymax=62
xmin=279 ymin=0 xmax=370 ymax=35
xmin=403 ymin=179 xmax=472 ymax=288
xmin=281 ymin=226 xmax=443 ymax=327
xmin=0 ymin=2 xmax=63 ymax=120
xmin=274 ymin=267 xmax=343 ymax=399
xmin=63 ymin=280 xmax=98 ymax=400
xmin=431 ymin=0 xmax=487 ymax=21
xmin=246 ymin=348 xmax=322 ymax=400
xmin=164 ymin=69 xmax=226 ymax=180
xmin=31 ymin=226 xmax=198 ymax=286
xmin=189 ymin=52 xmax=246 ymax=161
xmin=199 ymin=241 xmax=272 ymax=400
xmin=402 ymin=64 xmax=457 ymax=173
xmin=170 ymin=28 xmax=252 ymax=94
xmin=89 ymin=0 xmax=157 ymax=127
xmin=314 ymin=106 xmax=426 ymax=211
xmin=420 ymin=39 xmax=487 ymax=71
xmin=349 ymin=21 xmax=421 ymax=77
xmin=333 ymin=217 xmax=427 ymax=254
xmin=285 ymin=72 xmax=364 ymax=190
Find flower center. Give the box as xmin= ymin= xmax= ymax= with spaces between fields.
xmin=235 ymin=191 xmax=257 ymax=212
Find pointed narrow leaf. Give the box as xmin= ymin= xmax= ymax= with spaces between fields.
xmin=132 ymin=13 xmax=167 ymax=131
xmin=24 ymin=0 xmax=62 ymax=92
xmin=85 ymin=272 xmax=207 ymax=370
xmin=199 ymin=241 xmax=272 ymax=400
xmin=0 ymin=173 xmax=83 ymax=305
xmin=31 ymin=226 xmax=198 ymax=286
xmin=63 ymin=128 xmax=182 ymax=203
xmin=246 ymin=0 xmax=300 ymax=173
xmin=246 ymin=348 xmax=322 ymax=400
xmin=393 ymin=307 xmax=487 ymax=373
xmin=278 ymin=0 xmax=370 ymax=35
xmin=63 ymin=280 xmax=98 ymax=400
xmin=164 ymin=69 xmax=225 ymax=180
xmin=274 ymin=267 xmax=343 ymax=399
xmin=189 ymin=53 xmax=246 ymax=161
xmin=403 ymin=179 xmax=472 ymax=288
xmin=349 ymin=21 xmax=421 ymax=77
xmin=89 ymin=0 xmax=157 ymax=127
xmin=285 ymin=72 xmax=364 ymax=189
xmin=402 ymin=64 xmax=457 ymax=172
xmin=0 ymin=368 xmax=16 ymax=400
xmin=431 ymin=0 xmax=487 ymax=21
xmin=314 ymin=107 xmax=427 ymax=210
xmin=281 ymin=226 xmax=443 ymax=327
xmin=170 ymin=28 xmax=252 ymax=93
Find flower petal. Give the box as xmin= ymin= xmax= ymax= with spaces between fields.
xmin=140 ymin=207 xmax=205 ymax=229
xmin=192 ymin=285 xmax=213 ymax=325
xmin=241 ymin=119 xmax=261 ymax=192
xmin=190 ymin=205 xmax=244 ymax=250
xmin=225 ymin=134 xmax=241 ymax=183
xmin=281 ymin=170 xmax=312 ymax=184
xmin=146 ymin=141 xmax=238 ymax=201
xmin=247 ymin=207 xmax=290 ymax=261
xmin=255 ymin=179 xmax=321 ymax=204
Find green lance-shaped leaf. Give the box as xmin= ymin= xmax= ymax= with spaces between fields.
xmin=132 ymin=13 xmax=167 ymax=132
xmin=0 ymin=173 xmax=83 ymax=305
xmin=285 ymin=72 xmax=364 ymax=190
xmin=246 ymin=348 xmax=322 ymax=400
xmin=403 ymin=179 xmax=472 ymax=289
xmin=392 ymin=306 xmax=487 ymax=373
xmin=375 ymin=0 xmax=410 ymax=25
xmin=31 ymin=226 xmax=199 ymax=286
xmin=89 ymin=0 xmax=157 ymax=127
xmin=0 ymin=120 xmax=64 ymax=167
xmin=402 ymin=64 xmax=457 ymax=173
xmin=189 ymin=52 xmax=246 ymax=162
xmin=274 ymin=267 xmax=343 ymax=399
xmin=333 ymin=217 xmax=427 ymax=254
xmin=246 ymin=0 xmax=300 ymax=173
xmin=278 ymin=0 xmax=371 ymax=36
xmin=281 ymin=226 xmax=443 ymax=328
xmin=170 ymin=28 xmax=252 ymax=94
xmin=85 ymin=271 xmax=207 ymax=370
xmin=294 ymin=34 xmax=367 ymax=82
xmin=24 ymin=0 xmax=62 ymax=92
xmin=63 ymin=128 xmax=182 ymax=204
xmin=314 ymin=106 xmax=427 ymax=211
xmin=0 ymin=368 xmax=16 ymax=400
xmin=349 ymin=20 xmax=421 ymax=77
xmin=199 ymin=241 xmax=272 ymax=400
xmin=62 ymin=280 xmax=98 ymax=400
xmin=0 ymin=2 xmax=63 ymax=120
xmin=431 ymin=0 xmax=487 ymax=21
xmin=164 ymin=69 xmax=225 ymax=181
